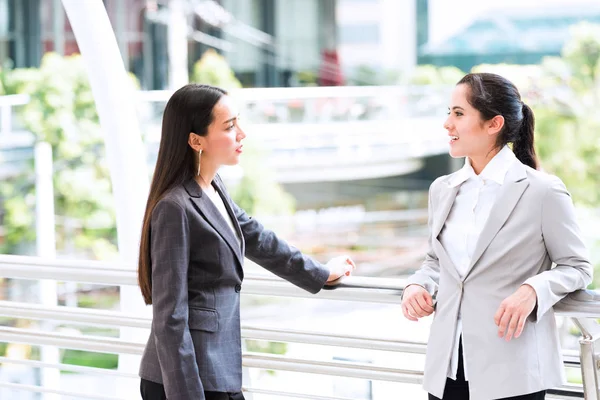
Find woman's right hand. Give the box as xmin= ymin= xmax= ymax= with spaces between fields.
xmin=401 ymin=284 xmax=435 ymax=321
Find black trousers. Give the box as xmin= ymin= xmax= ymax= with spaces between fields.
xmin=140 ymin=378 xmax=245 ymax=400
xmin=428 ymin=341 xmax=546 ymax=400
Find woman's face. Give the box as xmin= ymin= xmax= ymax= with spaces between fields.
xmin=444 ymin=84 xmax=497 ymax=159
xmin=202 ymin=95 xmax=246 ymax=166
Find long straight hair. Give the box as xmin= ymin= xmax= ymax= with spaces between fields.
xmin=457 ymin=73 xmax=538 ymax=169
xmin=138 ymin=84 xmax=226 ymax=305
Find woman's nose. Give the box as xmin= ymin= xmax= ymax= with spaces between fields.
xmin=443 ymin=117 xmax=452 ymax=130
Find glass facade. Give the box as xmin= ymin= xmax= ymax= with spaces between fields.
xmin=0 ymin=0 xmax=339 ymax=89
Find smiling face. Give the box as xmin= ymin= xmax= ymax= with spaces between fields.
xmin=192 ymin=95 xmax=246 ymax=168
xmin=444 ymin=83 xmax=506 ymax=162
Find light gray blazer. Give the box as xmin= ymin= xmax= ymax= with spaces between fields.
xmin=406 ymin=160 xmax=593 ymax=400
xmin=138 ymin=175 xmax=329 ymax=400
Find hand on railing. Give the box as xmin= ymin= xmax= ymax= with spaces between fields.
xmin=324 ymin=255 xmax=356 ymax=286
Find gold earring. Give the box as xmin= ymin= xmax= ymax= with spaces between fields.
xmin=197 ymin=149 xmax=202 ymax=176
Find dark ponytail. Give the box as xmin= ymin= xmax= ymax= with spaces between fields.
xmin=457 ymin=73 xmax=539 ymax=170
xmin=514 ymin=103 xmax=538 ymax=169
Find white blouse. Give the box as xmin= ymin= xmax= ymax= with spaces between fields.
xmin=206 ymin=184 xmax=241 ymax=245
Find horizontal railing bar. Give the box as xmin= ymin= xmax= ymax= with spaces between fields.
xmin=137 ymin=85 xmax=451 ymax=102
xmin=242 ymin=387 xmax=356 ymax=400
xmin=547 ymin=386 xmax=584 ymax=399
xmin=0 ymin=254 xmax=132 ymax=270
xmin=0 ymin=255 xmax=137 ymax=286
xmin=242 ymin=352 xmax=423 ymax=384
xmin=0 ymin=382 xmax=122 ymax=400
xmin=0 ymin=327 xmax=586 ymax=393
xmin=241 ymin=326 xmax=427 ymax=353
xmin=562 ymin=349 xmax=582 ymax=368
xmin=0 ymin=300 xmax=151 ymax=329
xmin=0 ymin=306 xmax=580 ymax=369
xmin=0 ymin=326 xmax=145 ymax=355
xmin=0 ymin=356 xmax=138 ymax=378
xmin=1 ymin=255 xmax=599 ymax=315
xmin=0 ymin=93 xmax=31 ymax=106
xmin=243 ymin=278 xmax=402 ymax=304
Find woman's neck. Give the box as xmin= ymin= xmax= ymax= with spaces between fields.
xmin=469 ymin=147 xmax=501 ymax=175
xmin=194 ymin=160 xmax=218 ymax=191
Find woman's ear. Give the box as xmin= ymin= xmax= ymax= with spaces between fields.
xmin=188 ymin=132 xmax=203 ymax=151
xmin=487 ymin=115 xmax=505 ymax=136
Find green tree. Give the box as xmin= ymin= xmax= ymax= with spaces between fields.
xmin=1 ymin=53 xmax=120 ymax=258
xmin=533 ymin=23 xmax=600 ymax=207
xmin=229 ymin=140 xmax=295 ymax=216
xmin=191 ymin=49 xmax=242 ymax=90
xmin=407 ymin=64 xmax=465 ymax=85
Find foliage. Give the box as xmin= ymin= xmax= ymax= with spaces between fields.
xmin=529 ymin=23 xmax=600 ymax=207
xmin=61 ymin=349 xmax=118 ymax=370
xmin=245 ymin=339 xmax=287 ymax=355
xmin=407 ymin=64 xmax=465 ymax=85
xmin=295 ymin=70 xmax=318 ymax=86
xmin=1 ymin=53 xmax=120 ymax=258
xmin=229 ymin=139 xmax=295 ymax=216
xmin=191 ymin=49 xmax=242 ymax=90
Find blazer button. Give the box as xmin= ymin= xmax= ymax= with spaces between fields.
xmin=235 ymin=284 xmax=242 ymax=293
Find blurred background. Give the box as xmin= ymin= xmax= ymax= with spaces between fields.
xmin=1 ymin=0 xmax=600 ymax=398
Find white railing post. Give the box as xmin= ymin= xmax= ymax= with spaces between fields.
xmin=35 ymin=142 xmax=59 ymax=400
xmin=573 ymin=318 xmax=600 ymax=400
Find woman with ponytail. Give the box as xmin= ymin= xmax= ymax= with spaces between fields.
xmin=401 ymin=73 xmax=592 ymax=400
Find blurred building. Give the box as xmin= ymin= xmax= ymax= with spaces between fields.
xmin=336 ymin=0 xmax=600 ymax=81
xmin=0 ymin=0 xmax=341 ymax=89
xmin=418 ymin=0 xmax=600 ymax=71
xmin=336 ymin=0 xmax=421 ymax=83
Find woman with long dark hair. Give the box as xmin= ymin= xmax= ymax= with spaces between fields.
xmin=137 ymin=84 xmax=355 ymax=400
xmin=401 ymin=73 xmax=592 ymax=400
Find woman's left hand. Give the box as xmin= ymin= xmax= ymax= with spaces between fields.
xmin=494 ymin=284 xmax=538 ymax=341
xmin=325 ymin=256 xmax=356 ymax=282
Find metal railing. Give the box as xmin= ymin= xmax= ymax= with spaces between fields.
xmin=0 ymin=254 xmax=599 ymax=399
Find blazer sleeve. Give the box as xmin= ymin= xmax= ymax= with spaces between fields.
xmin=229 ymin=200 xmax=329 ymax=294
xmin=524 ymin=177 xmax=593 ymax=322
xmin=150 ymin=199 xmax=204 ymax=400
xmin=404 ymin=179 xmax=441 ymax=297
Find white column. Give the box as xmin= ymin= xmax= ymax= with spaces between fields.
xmin=168 ymin=0 xmax=189 ymax=89
xmin=61 ymin=1 xmax=150 ymax=398
xmin=35 ymin=142 xmax=59 ymax=400
xmin=52 ymin=0 xmax=65 ymax=55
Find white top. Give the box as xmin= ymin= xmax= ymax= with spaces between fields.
xmin=439 ymin=145 xmax=517 ymax=380
xmin=206 ymin=184 xmax=241 ymax=245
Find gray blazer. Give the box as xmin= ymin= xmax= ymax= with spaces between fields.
xmin=138 ymin=175 xmax=329 ymax=399
xmin=406 ymin=160 xmax=593 ymax=400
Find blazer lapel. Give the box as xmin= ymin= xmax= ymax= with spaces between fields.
xmin=464 ymin=163 xmax=529 ymax=279
xmin=184 ymin=179 xmax=244 ymax=269
xmin=433 ymin=182 xmax=460 ymax=239
xmin=212 ymin=179 xmax=245 ymax=257
xmin=431 ymin=180 xmax=462 ymax=282
xmin=433 ymin=237 xmax=462 ymax=283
